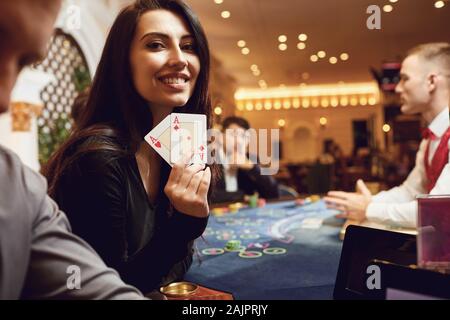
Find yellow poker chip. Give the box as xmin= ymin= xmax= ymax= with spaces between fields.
xmin=202 ymin=248 xmax=225 ymax=256
xmin=228 ymin=202 xmax=245 ymax=213
xmin=310 ymin=195 xmax=321 ymax=202
xmin=263 ymin=247 xmax=287 ymax=255
xmin=211 ymin=207 xmax=229 ymax=216
xmin=238 ymin=251 xmax=263 ymax=259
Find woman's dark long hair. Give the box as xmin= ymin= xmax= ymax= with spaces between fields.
xmin=44 ymin=0 xmax=214 ymax=197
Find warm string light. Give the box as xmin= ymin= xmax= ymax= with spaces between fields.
xmin=235 ymin=93 xmax=379 ymax=111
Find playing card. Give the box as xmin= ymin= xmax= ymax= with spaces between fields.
xmin=300 ymin=218 xmax=323 ymax=229
xmin=144 ymin=115 xmax=171 ymax=165
xmin=170 ymin=113 xmax=207 ymax=165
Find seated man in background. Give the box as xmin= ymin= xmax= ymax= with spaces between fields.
xmin=325 ymin=42 xmax=450 ymax=229
xmin=0 ymin=0 xmax=145 ymax=299
xmin=211 ymin=116 xmax=280 ymax=203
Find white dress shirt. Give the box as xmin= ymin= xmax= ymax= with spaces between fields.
xmin=366 ymin=107 xmax=450 ymax=228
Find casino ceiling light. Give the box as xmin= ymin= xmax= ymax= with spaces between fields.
xmin=319 ymin=117 xmax=328 ymax=126
xmin=298 ymin=34 xmax=308 ymax=41
xmin=258 ymin=80 xmax=267 ymax=89
xmin=278 ymin=119 xmax=286 ymax=127
xmin=278 ymin=43 xmax=288 ymax=51
xmin=278 ymin=35 xmax=287 ymax=43
xmin=214 ymin=0 xmax=224 ymax=4
xmin=297 ymin=42 xmax=306 ymax=50
xmin=389 ymin=0 xmax=398 ymax=3
xmin=274 ymin=100 xmax=282 ymax=110
xmin=252 ymin=69 xmax=261 ymax=76
xmin=234 ymin=82 xmax=380 ymax=111
xmin=321 ymin=98 xmax=329 ymax=108
xmin=382 ymin=124 xmax=391 ymax=133
xmin=250 ymin=64 xmax=259 ymax=72
xmin=340 ymin=53 xmax=349 ymax=61
xmin=237 ymin=40 xmax=246 ymax=47
xmin=214 ymin=106 xmax=223 ymax=115
xmin=310 ymin=55 xmax=319 ymax=62
xmin=329 ymin=57 xmax=338 ymax=64
xmin=241 ymin=47 xmax=250 ymax=55
xmin=317 ymin=51 xmax=326 ymax=59
xmin=434 ymin=1 xmax=446 ymax=8
xmin=383 ymin=4 xmax=393 ymax=12
xmin=236 ymin=83 xmax=380 ymax=99
xmin=221 ymin=10 xmax=231 ymax=18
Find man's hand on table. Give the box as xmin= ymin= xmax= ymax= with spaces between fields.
xmin=324 ymin=179 xmax=373 ymax=222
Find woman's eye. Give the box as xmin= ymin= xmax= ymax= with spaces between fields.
xmin=182 ymin=43 xmax=196 ymax=52
xmin=146 ymin=42 xmax=164 ymax=50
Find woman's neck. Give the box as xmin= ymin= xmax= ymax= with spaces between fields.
xmin=150 ymin=104 xmax=174 ymax=129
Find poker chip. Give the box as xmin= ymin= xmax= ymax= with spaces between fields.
xmin=263 ymin=247 xmax=287 ymax=255
xmin=225 ymin=240 xmax=242 ymax=251
xmin=238 ymin=251 xmax=263 ymax=259
xmin=257 ymin=198 xmax=266 ymax=208
xmin=211 ymin=207 xmax=229 ymax=216
xmin=248 ymin=194 xmax=259 ymax=208
xmin=228 ymin=202 xmax=245 ymax=213
xmin=201 ymin=248 xmax=225 ymax=255
xmin=310 ymin=195 xmax=321 ymax=202
xmin=225 ymin=245 xmax=246 ymax=252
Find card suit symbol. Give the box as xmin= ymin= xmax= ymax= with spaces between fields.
xmin=174 ymin=125 xmax=180 ymax=131
xmin=150 ymin=136 xmax=161 ymax=148
xmin=199 ymin=145 xmax=205 ymax=151
xmin=187 ymin=136 xmax=191 ymax=141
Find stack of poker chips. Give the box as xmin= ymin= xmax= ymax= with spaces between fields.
xmin=225 ymin=240 xmax=242 ymax=252
xmin=248 ymin=193 xmax=259 ymax=208
xmin=228 ymin=202 xmax=244 ymax=213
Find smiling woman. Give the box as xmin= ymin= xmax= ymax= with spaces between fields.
xmin=130 ymin=10 xmax=201 ymax=114
xmin=43 ymin=0 xmax=215 ymax=294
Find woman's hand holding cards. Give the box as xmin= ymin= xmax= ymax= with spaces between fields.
xmin=164 ymin=153 xmax=211 ymax=218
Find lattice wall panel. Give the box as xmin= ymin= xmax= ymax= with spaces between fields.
xmin=35 ymin=29 xmax=90 ymax=164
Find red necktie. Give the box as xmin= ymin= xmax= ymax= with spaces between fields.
xmin=424 ymin=127 xmax=450 ymax=192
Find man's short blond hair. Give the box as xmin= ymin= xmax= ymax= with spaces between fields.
xmin=407 ymin=42 xmax=450 ymax=71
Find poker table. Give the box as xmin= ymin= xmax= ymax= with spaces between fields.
xmin=184 ymin=199 xmax=344 ymax=300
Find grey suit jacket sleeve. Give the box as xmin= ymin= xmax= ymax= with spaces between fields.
xmin=0 ymin=146 xmax=146 ymax=300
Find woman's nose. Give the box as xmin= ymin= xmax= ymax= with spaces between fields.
xmin=167 ymin=47 xmax=188 ymax=69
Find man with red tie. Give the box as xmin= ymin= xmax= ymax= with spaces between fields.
xmin=325 ymin=42 xmax=450 ymax=228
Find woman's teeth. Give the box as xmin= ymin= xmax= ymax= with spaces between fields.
xmin=160 ymin=78 xmax=187 ymax=84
